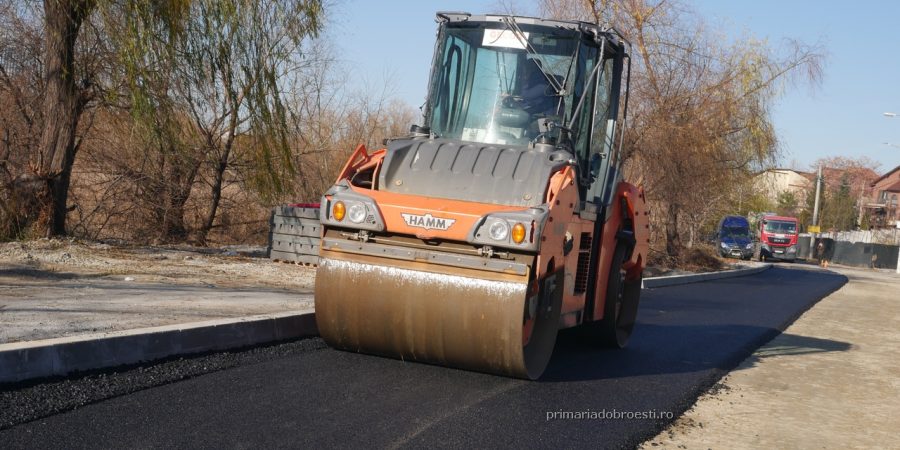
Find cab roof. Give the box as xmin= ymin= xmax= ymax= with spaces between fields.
xmin=762 ymin=215 xmax=798 ymax=222
xmin=435 ymin=11 xmax=629 ymax=50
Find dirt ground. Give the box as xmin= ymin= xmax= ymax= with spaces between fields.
xmin=0 ymin=239 xmax=316 ymax=290
xmin=0 ymin=239 xmax=317 ymax=344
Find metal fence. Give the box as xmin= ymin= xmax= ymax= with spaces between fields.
xmin=818 ymin=228 xmax=900 ymax=245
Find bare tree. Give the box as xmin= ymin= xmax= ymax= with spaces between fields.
xmin=0 ymin=0 xmax=110 ymax=239
xmin=163 ymin=0 xmax=323 ymax=243
xmin=810 ymin=156 xmax=880 ymax=231
xmin=539 ymin=0 xmax=824 ymax=259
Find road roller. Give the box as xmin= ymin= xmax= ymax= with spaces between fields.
xmin=315 ymin=12 xmax=649 ymax=379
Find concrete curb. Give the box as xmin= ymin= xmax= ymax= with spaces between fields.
xmin=0 ymin=309 xmax=316 ymax=384
xmin=642 ymin=263 xmax=772 ymax=289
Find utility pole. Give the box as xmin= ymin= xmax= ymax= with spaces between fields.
xmin=882 ymin=114 xmax=900 ymax=272
xmin=809 ymin=165 xmax=823 ymax=260
xmin=812 ymin=165 xmax=822 ymax=226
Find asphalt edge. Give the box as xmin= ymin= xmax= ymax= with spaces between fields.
xmin=642 ymin=263 xmax=773 ymax=289
xmin=0 ymin=310 xmax=317 ymax=384
xmin=631 ymin=269 xmax=849 ymax=449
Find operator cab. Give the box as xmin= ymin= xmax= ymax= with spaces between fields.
xmin=418 ymin=12 xmax=631 ymax=209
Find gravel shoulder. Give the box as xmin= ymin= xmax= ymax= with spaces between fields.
xmin=0 ymin=239 xmax=316 ymax=344
xmin=641 ymin=265 xmax=900 ymax=449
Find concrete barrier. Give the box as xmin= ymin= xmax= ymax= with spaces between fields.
xmin=0 ymin=310 xmax=316 ymax=384
xmin=268 ymin=205 xmax=321 ymax=265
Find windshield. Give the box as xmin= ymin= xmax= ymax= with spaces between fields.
xmin=721 ymin=225 xmax=750 ymax=238
xmin=425 ymin=23 xmax=598 ymax=148
xmin=764 ymin=220 xmax=797 ymax=234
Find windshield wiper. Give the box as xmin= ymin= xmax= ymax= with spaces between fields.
xmin=501 ymin=17 xmax=565 ymax=96
xmin=501 ymin=16 xmax=607 ymax=131
xmin=566 ymin=37 xmax=605 ymax=129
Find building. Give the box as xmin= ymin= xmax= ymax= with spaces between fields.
xmin=819 ymin=166 xmax=880 ymax=200
xmin=865 ymin=165 xmax=900 ymax=228
xmin=756 ymin=166 xmax=881 ymax=229
xmin=753 ymin=168 xmax=814 ymax=206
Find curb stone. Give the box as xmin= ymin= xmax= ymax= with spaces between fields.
xmin=642 ymin=263 xmax=772 ymax=289
xmin=0 ymin=309 xmax=316 ymax=384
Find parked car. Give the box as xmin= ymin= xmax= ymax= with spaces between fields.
xmin=716 ymin=215 xmax=754 ymax=260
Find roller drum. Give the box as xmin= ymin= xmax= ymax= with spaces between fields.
xmin=315 ymin=252 xmax=561 ymax=379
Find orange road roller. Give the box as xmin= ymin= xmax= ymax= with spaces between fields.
xmin=315 ymin=12 xmax=649 ymax=379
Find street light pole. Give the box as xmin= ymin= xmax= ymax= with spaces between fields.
xmin=886 ymin=113 xmax=900 ymax=273
xmin=812 ymin=165 xmax=822 ymax=227
xmin=809 ymin=165 xmax=823 ymax=260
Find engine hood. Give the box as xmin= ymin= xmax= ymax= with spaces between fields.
xmin=721 ymin=235 xmax=752 ymax=247
xmin=378 ymin=137 xmax=572 ymax=207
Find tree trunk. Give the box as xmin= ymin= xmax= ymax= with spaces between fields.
xmin=37 ymin=0 xmax=91 ymax=237
xmin=198 ymin=156 xmax=228 ymax=244
xmin=665 ymin=203 xmax=681 ymax=258
xmin=157 ymin=155 xmax=200 ymax=242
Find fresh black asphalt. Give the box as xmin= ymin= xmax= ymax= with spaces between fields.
xmin=0 ymin=266 xmax=847 ymax=449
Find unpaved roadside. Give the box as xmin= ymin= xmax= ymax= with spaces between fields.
xmin=0 ymin=239 xmax=317 ymax=344
xmin=0 ymin=239 xmax=316 ymax=290
xmin=641 ymin=265 xmax=900 ymax=449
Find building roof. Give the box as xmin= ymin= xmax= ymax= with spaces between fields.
xmin=881 ymin=179 xmax=900 ymax=193
xmin=754 ymin=168 xmax=814 ymax=177
xmin=871 ymin=165 xmax=900 ymax=186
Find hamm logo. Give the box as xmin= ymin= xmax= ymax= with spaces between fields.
xmin=401 ymin=213 xmax=456 ymax=231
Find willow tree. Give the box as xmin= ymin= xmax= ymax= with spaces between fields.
xmin=184 ymin=0 xmax=322 ymax=242
xmin=32 ymin=0 xmax=182 ymax=237
xmin=538 ymin=0 xmax=823 ymax=258
xmin=33 ymin=0 xmax=322 ymax=239
xmin=114 ymin=0 xmax=322 ymax=241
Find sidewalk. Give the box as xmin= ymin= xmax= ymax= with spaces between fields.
xmin=641 ymin=265 xmax=900 ymax=449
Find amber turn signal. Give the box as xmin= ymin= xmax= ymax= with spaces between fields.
xmin=511 ymin=223 xmax=526 ymax=244
xmin=333 ymin=201 xmax=346 ymax=221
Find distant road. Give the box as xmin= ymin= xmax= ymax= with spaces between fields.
xmin=0 ymin=267 xmax=846 ymax=449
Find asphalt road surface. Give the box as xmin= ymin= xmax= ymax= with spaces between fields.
xmin=0 ymin=266 xmax=846 ymax=449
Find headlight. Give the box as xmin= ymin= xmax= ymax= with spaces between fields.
xmin=320 ymin=184 xmax=385 ymax=232
xmin=787 ymin=245 xmax=797 ymax=253
xmin=348 ymin=203 xmax=366 ymax=223
xmin=466 ymin=207 xmax=547 ymax=252
xmin=720 ymin=242 xmax=728 ymax=248
xmin=489 ymin=220 xmax=509 ymax=241
xmin=745 ymin=243 xmax=754 ymax=250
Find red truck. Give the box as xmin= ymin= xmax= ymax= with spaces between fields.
xmin=757 ymin=215 xmax=800 ymax=262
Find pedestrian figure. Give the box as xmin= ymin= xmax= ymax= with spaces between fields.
xmin=816 ymin=240 xmax=828 ymax=268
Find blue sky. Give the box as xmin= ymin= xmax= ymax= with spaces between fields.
xmin=328 ymin=1 xmax=900 ymax=173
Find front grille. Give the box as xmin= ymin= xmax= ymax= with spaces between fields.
xmin=768 ymin=237 xmax=790 ymax=245
xmin=574 ymin=233 xmax=592 ymax=294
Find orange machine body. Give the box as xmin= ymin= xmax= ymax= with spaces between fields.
xmin=321 ymin=143 xmax=648 ymax=332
